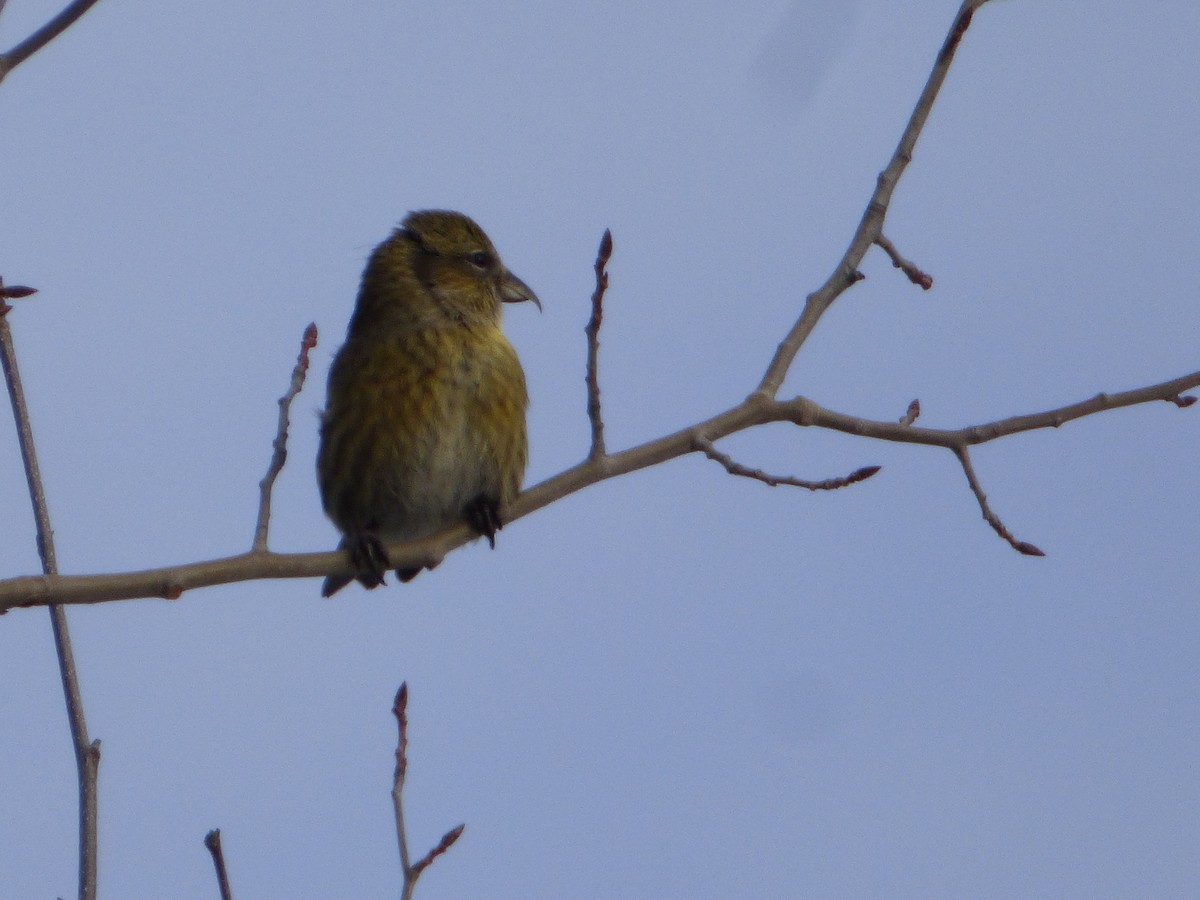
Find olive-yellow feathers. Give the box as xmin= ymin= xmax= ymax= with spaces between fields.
xmin=318 ymin=210 xmax=539 ymax=596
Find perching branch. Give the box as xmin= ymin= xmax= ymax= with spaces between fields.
xmin=0 ymin=0 xmax=1195 ymax=612
xmin=0 ymin=279 xmax=99 ymax=900
xmin=2 ymin=365 xmax=1196 ymax=611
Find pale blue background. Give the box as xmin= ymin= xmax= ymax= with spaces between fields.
xmin=2 ymin=2 xmax=1198 ymax=897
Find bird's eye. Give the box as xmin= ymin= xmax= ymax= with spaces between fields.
xmin=467 ymin=250 xmax=493 ymax=270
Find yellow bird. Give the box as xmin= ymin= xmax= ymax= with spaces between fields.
xmin=318 ymin=210 xmax=539 ymax=596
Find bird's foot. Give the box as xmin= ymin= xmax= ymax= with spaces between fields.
xmin=465 ymin=495 xmax=502 ymax=549
xmin=349 ymin=532 xmax=390 ymax=588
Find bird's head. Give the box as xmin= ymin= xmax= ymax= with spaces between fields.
xmin=350 ymin=210 xmax=540 ymax=334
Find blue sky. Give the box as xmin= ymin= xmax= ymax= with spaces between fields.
xmin=2 ymin=2 xmax=1198 ymax=897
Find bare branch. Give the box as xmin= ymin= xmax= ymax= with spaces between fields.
xmin=757 ymin=0 xmax=992 ymax=397
xmin=585 ymin=229 xmax=613 ymax=460
xmin=874 ymin=234 xmax=933 ymax=290
xmin=0 ymin=278 xmax=98 ymax=900
xmin=392 ymin=684 xmax=463 ymax=899
xmin=252 ymin=324 xmax=318 ymax=552
xmin=954 ymin=447 xmax=1044 ymax=556
xmin=0 ymin=4 xmax=1188 ymax=896
xmin=392 ymin=683 xmax=411 ymax=876
xmin=203 ymin=830 xmax=235 ymax=900
xmin=3 ymin=366 xmax=1194 ymax=611
xmin=0 ymin=2 xmax=1192 ymax=610
xmin=0 ymin=281 xmax=55 ymax=569
xmin=0 ymin=0 xmax=104 ymax=83
xmin=696 ymin=436 xmax=879 ymax=491
xmin=410 ymin=825 xmax=465 ymax=880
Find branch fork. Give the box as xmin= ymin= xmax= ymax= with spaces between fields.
xmin=2 ymin=0 xmax=1195 ymax=611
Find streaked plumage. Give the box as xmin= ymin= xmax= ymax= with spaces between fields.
xmin=318 ymin=210 xmax=538 ymax=596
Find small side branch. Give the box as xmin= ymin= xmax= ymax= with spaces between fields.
xmin=410 ymin=824 xmax=466 ymax=883
xmin=757 ymin=0 xmax=993 ymax=397
xmin=696 ymin=436 xmax=880 ymax=491
xmin=392 ymin=684 xmax=411 ymax=876
xmin=874 ymin=234 xmax=933 ymax=290
xmin=252 ymin=323 xmax=318 ymax=552
xmin=585 ymin=229 xmax=613 ymax=460
xmin=899 ymin=399 xmax=921 ymax=426
xmin=0 ymin=0 xmax=104 ymax=83
xmin=954 ymin=447 xmax=1044 ymax=556
xmin=203 ymin=829 xmax=235 ymax=900
xmin=392 ymin=684 xmax=464 ymax=900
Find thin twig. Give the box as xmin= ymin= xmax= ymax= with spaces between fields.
xmin=0 ymin=0 xmax=104 ymax=83
xmin=203 ymin=830 xmax=235 ymax=900
xmin=1 ymin=365 xmax=1197 ymax=611
xmin=757 ymin=0 xmax=992 ymax=397
xmin=874 ymin=234 xmax=933 ymax=290
xmin=954 ymin=447 xmax=1044 ymax=556
xmin=410 ymin=825 xmax=466 ymax=881
xmin=252 ymin=323 xmax=318 ymax=552
xmin=695 ymin=436 xmax=879 ymax=491
xmin=585 ymin=229 xmax=613 ymax=460
xmin=0 ymin=279 xmax=98 ymax=900
xmin=392 ymin=683 xmax=411 ymax=877
xmin=392 ymin=683 xmax=464 ymax=900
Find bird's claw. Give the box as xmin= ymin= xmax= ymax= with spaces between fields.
xmin=466 ymin=495 xmax=502 ymax=549
xmin=349 ymin=533 xmax=390 ymax=588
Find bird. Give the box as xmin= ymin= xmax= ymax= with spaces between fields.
xmin=317 ymin=210 xmax=539 ymax=596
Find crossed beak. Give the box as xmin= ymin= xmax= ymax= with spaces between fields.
xmin=500 ymin=270 xmax=542 ymax=312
